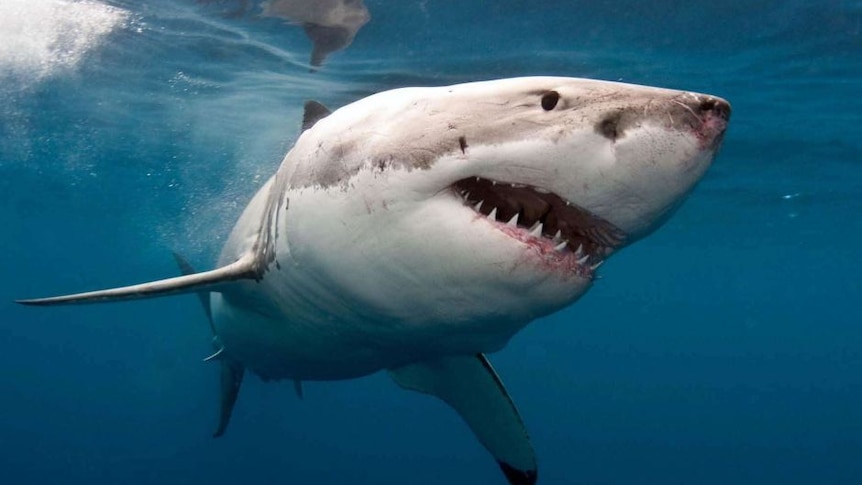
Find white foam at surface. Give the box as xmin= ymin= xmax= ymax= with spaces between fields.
xmin=0 ymin=0 xmax=129 ymax=82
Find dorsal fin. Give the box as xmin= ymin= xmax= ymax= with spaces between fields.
xmin=302 ymin=100 xmax=332 ymax=132
xmin=16 ymin=252 xmax=258 ymax=306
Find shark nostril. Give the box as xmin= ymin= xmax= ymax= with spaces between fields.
xmin=696 ymin=96 xmax=731 ymax=120
xmin=699 ymin=98 xmax=716 ymax=112
xmin=596 ymin=111 xmax=623 ymax=141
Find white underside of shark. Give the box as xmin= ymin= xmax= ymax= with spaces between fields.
xmin=19 ymin=77 xmax=730 ymax=485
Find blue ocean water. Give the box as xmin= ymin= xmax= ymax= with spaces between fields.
xmin=1 ymin=1 xmax=860 ymax=484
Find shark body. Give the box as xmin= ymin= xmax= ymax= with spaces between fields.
xmin=19 ymin=77 xmax=730 ymax=485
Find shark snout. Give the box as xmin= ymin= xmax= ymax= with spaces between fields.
xmin=694 ymin=95 xmax=731 ymax=121
xmin=594 ymin=92 xmax=730 ymax=148
xmin=664 ymin=93 xmax=731 ymax=143
xmin=686 ymin=94 xmax=731 ymax=150
xmin=668 ymin=93 xmax=732 ymax=124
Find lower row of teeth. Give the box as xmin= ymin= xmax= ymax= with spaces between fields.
xmin=468 ymin=198 xmax=603 ymax=271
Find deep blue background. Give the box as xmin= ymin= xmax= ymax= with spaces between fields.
xmin=1 ymin=1 xmax=860 ymax=484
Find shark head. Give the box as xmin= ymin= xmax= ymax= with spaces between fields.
xmin=280 ymin=76 xmax=730 ymax=353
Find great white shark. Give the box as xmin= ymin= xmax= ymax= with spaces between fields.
xmin=18 ymin=76 xmax=730 ymax=485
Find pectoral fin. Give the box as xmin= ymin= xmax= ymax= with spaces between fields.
xmin=16 ymin=253 xmax=258 ymax=306
xmin=389 ymin=354 xmax=537 ymax=485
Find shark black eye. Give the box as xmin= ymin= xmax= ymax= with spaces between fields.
xmin=541 ymin=91 xmax=560 ymax=111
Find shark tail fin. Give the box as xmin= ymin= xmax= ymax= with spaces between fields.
xmin=172 ymin=252 xmax=246 ymax=439
xmin=16 ymin=252 xmax=258 ymax=306
xmin=213 ymin=357 xmax=245 ymax=438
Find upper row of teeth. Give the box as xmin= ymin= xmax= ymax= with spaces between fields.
xmin=469 ymin=179 xmax=573 ymax=205
xmin=465 ymin=196 xmax=601 ymax=269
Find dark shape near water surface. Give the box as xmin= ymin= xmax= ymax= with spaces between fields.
xmin=198 ymin=0 xmax=370 ymax=70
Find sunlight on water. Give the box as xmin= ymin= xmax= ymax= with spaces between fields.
xmin=0 ymin=0 xmax=128 ymax=82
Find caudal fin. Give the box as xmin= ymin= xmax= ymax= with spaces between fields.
xmin=213 ymin=358 xmax=245 ymax=438
xmin=172 ymin=251 xmax=246 ymax=439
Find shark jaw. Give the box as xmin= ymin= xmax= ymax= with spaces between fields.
xmin=452 ymin=176 xmax=625 ymax=280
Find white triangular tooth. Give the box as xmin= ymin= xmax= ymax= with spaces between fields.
xmin=507 ymin=213 xmax=519 ymax=227
xmin=553 ymin=230 xmax=562 ymax=242
xmin=529 ymin=222 xmax=543 ymax=237
xmin=577 ymin=255 xmax=590 ymax=265
xmin=590 ymin=260 xmax=604 ymax=271
xmin=487 ymin=207 xmax=498 ymax=220
xmin=464 ymin=191 xmax=471 ymax=200
xmin=575 ymin=244 xmax=584 ymax=258
xmin=474 ymin=200 xmax=484 ymax=211
xmin=553 ymin=241 xmax=568 ymax=251
xmin=492 ymin=180 xmax=497 ymax=186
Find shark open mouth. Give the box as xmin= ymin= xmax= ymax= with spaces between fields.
xmin=452 ymin=177 xmax=628 ymax=277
